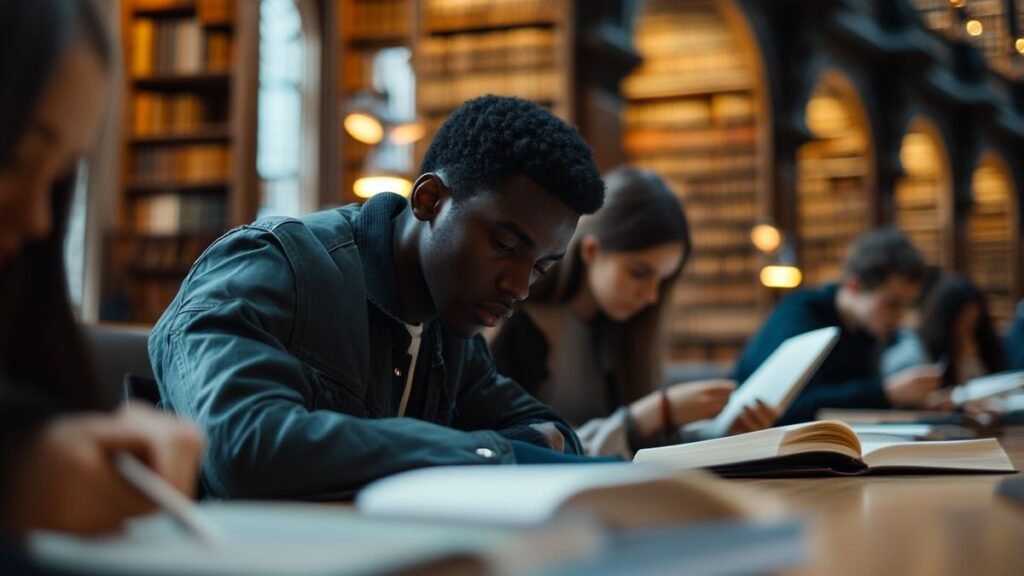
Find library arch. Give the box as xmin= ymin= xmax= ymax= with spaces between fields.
xmin=796 ymin=70 xmax=874 ymax=287
xmin=623 ymin=0 xmax=766 ymax=360
xmin=967 ymin=152 xmax=1020 ymax=328
xmin=894 ymin=117 xmax=952 ymax=268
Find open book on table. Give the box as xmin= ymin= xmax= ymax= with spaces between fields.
xmin=634 ymin=419 xmax=1017 ymax=476
xmin=688 ymin=326 xmax=840 ymax=438
xmin=355 ymin=464 xmax=768 ymax=528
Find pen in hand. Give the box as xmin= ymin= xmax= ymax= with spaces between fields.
xmin=113 ymin=452 xmax=227 ymax=549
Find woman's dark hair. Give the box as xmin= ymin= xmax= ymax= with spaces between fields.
xmin=918 ymin=275 xmax=1006 ymax=387
xmin=0 ymin=0 xmax=113 ymax=411
xmin=529 ymin=167 xmax=691 ymax=402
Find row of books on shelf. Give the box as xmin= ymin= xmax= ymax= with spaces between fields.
xmin=131 ymin=19 xmax=233 ymax=76
xmin=418 ymin=70 xmax=560 ymax=112
xmin=672 ymin=178 xmax=756 ymax=199
xmin=633 ymin=153 xmax=758 ymax=179
xmin=797 ymin=155 xmax=869 ymax=180
xmin=133 ymin=194 xmax=227 ymax=235
xmin=685 ymin=252 xmax=759 ymax=277
xmin=631 ymin=50 xmax=749 ymax=80
xmin=797 ymin=180 xmax=868 ymax=202
xmin=674 ymin=283 xmax=760 ymax=307
xmin=422 ymin=0 xmax=560 ymax=33
xmin=798 ymin=196 xmax=870 ymax=220
xmin=623 ymin=70 xmax=752 ymax=100
xmin=895 ymin=210 xmax=940 ymax=232
xmin=969 ymin=272 xmax=1015 ymax=297
xmin=625 ymin=93 xmax=755 ymax=128
xmin=123 ymin=234 xmax=213 ymax=273
xmin=133 ymin=0 xmax=235 ymax=23
xmin=685 ymin=203 xmax=757 ymax=223
xmin=418 ymin=28 xmax=557 ymax=77
xmin=127 ymin=278 xmax=183 ymax=324
xmin=624 ymin=124 xmax=757 ymax=155
xmin=132 ymin=144 xmax=231 ymax=183
xmin=346 ymin=0 xmax=412 ymax=39
xmin=799 ymin=133 xmax=868 ymax=157
xmin=669 ymin=309 xmax=763 ymax=340
xmin=133 ymin=92 xmax=222 ymax=136
xmin=895 ymin=179 xmax=942 ymax=207
xmin=689 ymin=227 xmax=761 ymax=250
xmin=196 ymin=0 xmax=235 ymax=25
xmin=799 ymin=221 xmax=868 ymax=242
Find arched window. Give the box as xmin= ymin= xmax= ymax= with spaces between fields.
xmin=796 ymin=72 xmax=874 ymax=286
xmin=895 ymin=117 xmax=952 ymax=268
xmin=968 ymin=153 xmax=1019 ymax=327
xmin=257 ymin=0 xmax=315 ymax=218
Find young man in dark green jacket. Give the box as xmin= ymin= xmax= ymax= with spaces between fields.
xmin=149 ymin=96 xmax=606 ymax=499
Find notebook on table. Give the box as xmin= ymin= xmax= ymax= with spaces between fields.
xmin=29 ymin=502 xmax=594 ymax=576
xmin=634 ymin=420 xmax=1017 ymax=476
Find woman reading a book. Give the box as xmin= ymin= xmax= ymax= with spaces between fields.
xmin=0 ymin=0 xmax=204 ymax=549
xmin=489 ymin=168 xmax=776 ymax=458
xmin=884 ymin=275 xmax=1006 ymax=393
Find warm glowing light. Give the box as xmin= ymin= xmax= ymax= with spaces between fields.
xmin=354 ymin=176 xmax=412 ymax=199
xmin=1016 ymin=38 xmax=1024 ymax=54
xmin=949 ymin=0 xmax=965 ymax=8
xmin=344 ymin=113 xmax=384 ymax=145
xmin=760 ymin=265 xmax=803 ymax=289
xmin=966 ymin=19 xmax=983 ymax=37
xmin=751 ymin=224 xmax=782 ymax=253
xmin=390 ymin=122 xmax=426 ymax=145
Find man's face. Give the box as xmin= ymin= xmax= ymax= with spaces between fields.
xmin=420 ymin=174 xmax=579 ymax=338
xmin=844 ymin=275 xmax=922 ymax=341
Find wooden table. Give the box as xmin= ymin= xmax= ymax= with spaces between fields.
xmin=741 ymin=427 xmax=1024 ymax=576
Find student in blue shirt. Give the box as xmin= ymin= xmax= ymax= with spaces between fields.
xmin=0 ymin=0 xmax=203 ymax=543
xmin=734 ymin=228 xmax=943 ymax=424
xmin=150 ymin=95 xmax=609 ymax=498
xmin=1006 ymin=300 xmax=1024 ymax=371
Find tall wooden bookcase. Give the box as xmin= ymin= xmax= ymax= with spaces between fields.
xmin=104 ymin=0 xmax=258 ymax=324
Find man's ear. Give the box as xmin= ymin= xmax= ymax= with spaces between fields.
xmin=843 ymin=275 xmax=863 ymax=295
xmin=410 ymin=173 xmax=449 ymax=222
xmin=579 ymin=235 xmax=601 ymax=266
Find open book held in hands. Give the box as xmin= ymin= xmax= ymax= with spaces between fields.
xmin=634 ymin=420 xmax=1016 ymax=476
xmin=952 ymin=370 xmax=1024 ymax=405
xmin=696 ymin=326 xmax=840 ymax=438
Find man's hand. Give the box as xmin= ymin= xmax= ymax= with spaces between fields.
xmin=885 ymin=365 xmax=943 ymax=408
xmin=727 ymin=400 xmax=778 ymax=436
xmin=528 ymin=422 xmax=565 ymax=453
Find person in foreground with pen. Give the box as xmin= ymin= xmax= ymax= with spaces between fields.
xmin=0 ymin=0 xmax=204 ymax=553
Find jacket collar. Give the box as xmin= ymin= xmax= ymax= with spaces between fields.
xmin=353 ymin=193 xmax=411 ymax=325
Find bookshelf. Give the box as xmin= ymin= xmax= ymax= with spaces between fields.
xmin=106 ymin=0 xmax=257 ymax=324
xmin=967 ymin=154 xmax=1019 ymax=328
xmin=337 ymin=0 xmax=417 ymax=204
xmin=415 ymin=0 xmax=573 ymax=165
xmin=910 ymin=0 xmax=1018 ymax=76
xmin=894 ymin=119 xmax=951 ymax=268
xmin=623 ymin=0 xmax=764 ymax=361
xmin=796 ymin=75 xmax=873 ymax=287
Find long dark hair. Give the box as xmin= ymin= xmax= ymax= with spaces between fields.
xmin=529 ymin=167 xmax=692 ymax=403
xmin=0 ymin=0 xmax=113 ymax=411
xmin=918 ymin=275 xmax=1006 ymax=387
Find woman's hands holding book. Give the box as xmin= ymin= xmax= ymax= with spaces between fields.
xmin=630 ymin=380 xmax=736 ymax=438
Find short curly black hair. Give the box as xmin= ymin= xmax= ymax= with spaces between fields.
xmin=421 ymin=95 xmax=605 ymax=215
